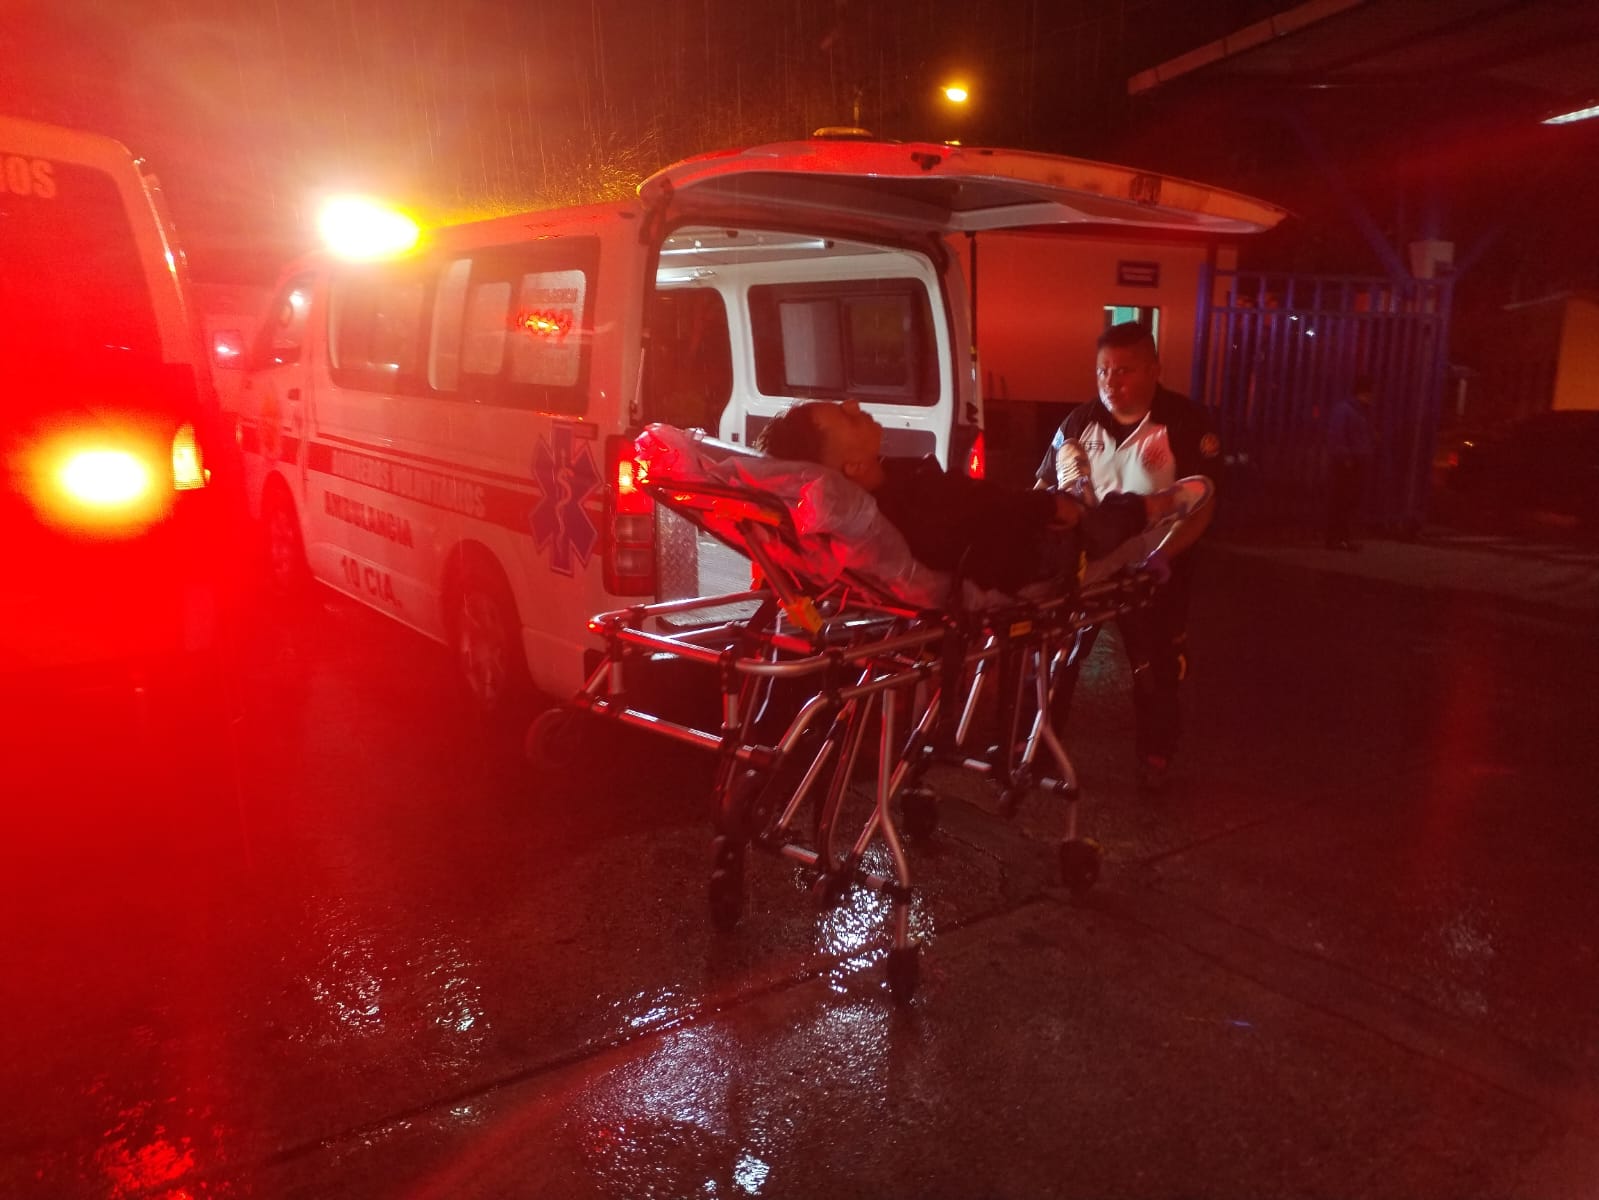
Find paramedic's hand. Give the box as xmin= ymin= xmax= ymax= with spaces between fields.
xmin=1140 ymin=549 xmax=1172 ymax=586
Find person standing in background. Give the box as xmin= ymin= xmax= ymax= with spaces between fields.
xmin=1325 ymin=376 xmax=1376 ymax=551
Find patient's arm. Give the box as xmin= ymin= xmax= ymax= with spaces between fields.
xmin=1146 ymin=482 xmax=1215 ymax=561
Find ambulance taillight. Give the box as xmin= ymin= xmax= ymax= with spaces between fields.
xmin=171 ymin=423 xmax=208 ymax=490
xmin=604 ymin=436 xmax=654 ymax=594
xmin=964 ymin=430 xmax=986 ymax=479
xmin=60 ymin=449 xmax=152 ymax=509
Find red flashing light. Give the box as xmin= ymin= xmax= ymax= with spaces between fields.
xmin=517 ymin=309 xmax=574 ymax=338
xmin=616 ymin=456 xmax=641 ymax=498
xmin=613 ymin=452 xmax=649 ymax=515
xmin=604 ymin=436 xmax=654 ymax=594
xmin=60 ymin=449 xmax=151 ymax=507
xmin=171 ymin=423 xmax=207 ymax=490
xmin=964 ymin=431 xmax=986 ymax=479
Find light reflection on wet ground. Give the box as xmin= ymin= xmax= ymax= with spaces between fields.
xmin=580 ymin=1026 xmax=752 ymax=1197
xmin=6 ymin=552 xmax=1599 ymax=1197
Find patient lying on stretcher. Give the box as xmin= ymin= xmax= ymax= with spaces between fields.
xmin=752 ymin=400 xmax=1211 ymax=600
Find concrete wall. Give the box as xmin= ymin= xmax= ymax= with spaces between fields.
xmin=967 ymin=230 xmax=1225 ymax=406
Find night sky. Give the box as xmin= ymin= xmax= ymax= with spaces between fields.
xmin=3 ymin=1 xmax=1285 ymax=268
xmin=4 ymin=0 xmax=1596 ymax=304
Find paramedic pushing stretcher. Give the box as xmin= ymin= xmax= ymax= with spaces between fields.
xmin=1034 ymin=321 xmax=1221 ymax=792
xmin=754 ymin=399 xmax=1196 ymax=596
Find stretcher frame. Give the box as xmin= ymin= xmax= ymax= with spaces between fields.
xmin=529 ymin=449 xmax=1159 ymax=1003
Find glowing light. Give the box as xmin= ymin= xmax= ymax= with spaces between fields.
xmin=964 ymin=430 xmax=986 ymax=479
xmin=517 ymin=308 xmax=573 ymax=338
xmin=616 ymin=457 xmax=641 ymax=497
xmin=171 ymin=424 xmax=206 ymax=490
xmin=943 ymin=84 xmax=969 ymax=104
xmin=1543 ymin=103 xmax=1599 ymax=126
xmin=317 ymin=195 xmax=420 ymax=259
xmin=60 ymin=449 xmax=151 ymax=507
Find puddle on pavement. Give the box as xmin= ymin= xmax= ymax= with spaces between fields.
xmin=66 ymin=1085 xmax=234 ymax=1200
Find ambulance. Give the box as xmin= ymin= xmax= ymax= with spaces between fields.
xmin=228 ymin=138 xmax=1284 ymax=712
xmin=1 ymin=115 xmax=239 ymax=713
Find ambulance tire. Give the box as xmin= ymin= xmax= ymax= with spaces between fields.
xmin=260 ymin=481 xmax=310 ymax=608
xmin=447 ymin=550 xmax=530 ymax=720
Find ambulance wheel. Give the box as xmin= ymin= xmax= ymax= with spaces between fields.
xmin=900 ymin=786 xmax=939 ymax=840
xmin=708 ymin=836 xmax=745 ymax=932
xmin=1058 ymin=837 xmax=1102 ymax=899
xmin=886 ymin=946 xmax=920 ymax=1005
xmin=448 ymin=552 xmax=529 ymax=718
xmin=260 ymin=482 xmax=309 ymax=601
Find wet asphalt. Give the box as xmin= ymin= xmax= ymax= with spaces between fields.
xmin=3 ymin=531 xmax=1597 ymax=1199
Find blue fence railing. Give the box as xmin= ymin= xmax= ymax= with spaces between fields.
xmin=1193 ymin=270 xmax=1453 ymax=535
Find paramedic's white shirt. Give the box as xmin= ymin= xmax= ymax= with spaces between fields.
xmin=1078 ymin=413 xmax=1178 ymax=497
xmin=1083 ymin=415 xmax=1176 ymax=572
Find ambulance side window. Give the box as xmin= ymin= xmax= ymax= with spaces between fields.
xmin=329 ymin=266 xmax=426 ymax=390
xmin=253 ymin=275 xmax=314 ymax=369
xmin=427 ymin=238 xmax=599 ymax=413
xmin=429 ymin=258 xmax=470 ymax=390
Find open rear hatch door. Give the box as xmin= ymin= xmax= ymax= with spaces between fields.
xmin=641 ymin=139 xmax=1288 ymax=238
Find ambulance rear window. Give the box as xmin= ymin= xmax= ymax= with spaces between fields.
xmin=0 ymin=156 xmax=160 ymax=367
xmin=749 ymin=278 xmax=936 ymax=406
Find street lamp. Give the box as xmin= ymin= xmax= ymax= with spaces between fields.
xmin=937 ymin=81 xmax=972 ymax=144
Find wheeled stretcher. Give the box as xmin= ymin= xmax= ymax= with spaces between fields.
xmin=528 ymin=424 xmax=1206 ymax=1002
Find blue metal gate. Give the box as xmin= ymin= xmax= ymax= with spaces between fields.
xmin=1193 ymin=270 xmax=1453 ymax=534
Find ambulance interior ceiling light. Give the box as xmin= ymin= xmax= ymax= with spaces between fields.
xmin=659 ymin=237 xmax=832 ymax=256
xmin=318 ymin=196 xmax=421 ymax=259
xmin=1542 ymin=102 xmax=1599 ymax=126
xmin=656 ymin=267 xmax=718 ymax=284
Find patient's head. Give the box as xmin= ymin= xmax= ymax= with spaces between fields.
xmin=756 ymin=400 xmax=886 ymax=490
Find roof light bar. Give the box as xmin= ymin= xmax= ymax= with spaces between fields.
xmin=318 ymin=196 xmax=420 ymax=259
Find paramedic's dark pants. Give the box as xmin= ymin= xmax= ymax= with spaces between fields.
xmin=1050 ymin=563 xmax=1192 ymax=763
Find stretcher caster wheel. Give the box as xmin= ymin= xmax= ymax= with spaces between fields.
xmin=810 ymin=870 xmax=848 ymax=909
xmin=708 ymin=836 xmax=745 ymax=931
xmin=524 ymin=707 xmax=587 ymax=770
xmin=900 ymin=787 xmax=939 ymax=840
xmin=1058 ymin=837 xmax=1102 ymax=899
xmin=886 ymin=946 xmax=920 ymax=1005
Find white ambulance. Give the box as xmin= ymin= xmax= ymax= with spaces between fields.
xmin=229 ymin=138 xmax=1284 ymax=712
